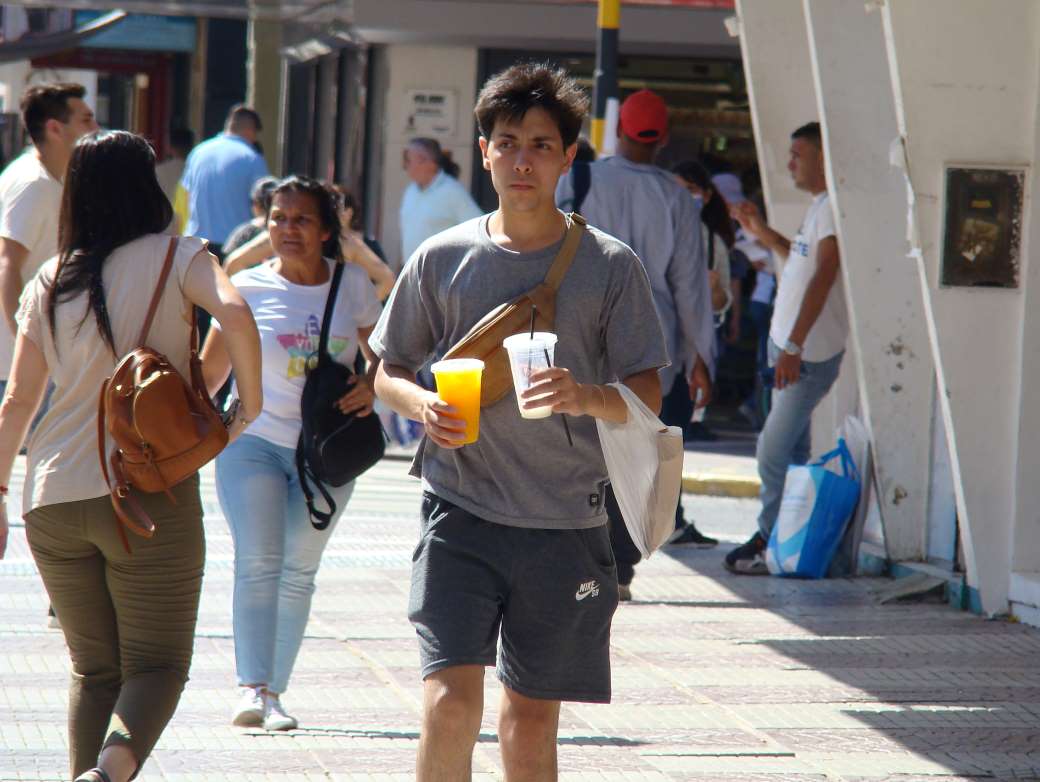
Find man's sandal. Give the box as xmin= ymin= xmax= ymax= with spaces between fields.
xmin=74 ymin=769 xmax=113 ymax=782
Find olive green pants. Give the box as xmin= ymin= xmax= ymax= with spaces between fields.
xmin=25 ymin=476 xmax=205 ymax=779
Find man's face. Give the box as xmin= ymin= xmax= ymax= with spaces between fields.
xmin=54 ymin=98 xmax=99 ymax=151
xmin=479 ymin=107 xmax=576 ymax=214
xmin=787 ymin=136 xmax=823 ymax=191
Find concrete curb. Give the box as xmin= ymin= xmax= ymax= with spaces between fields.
xmin=682 ymin=472 xmax=761 ymax=499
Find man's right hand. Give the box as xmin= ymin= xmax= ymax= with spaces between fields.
xmin=730 ymin=201 xmax=768 ymax=240
xmin=420 ymin=393 xmax=468 ymax=449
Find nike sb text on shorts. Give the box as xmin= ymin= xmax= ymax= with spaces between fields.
xmin=409 ymin=491 xmax=619 ymax=703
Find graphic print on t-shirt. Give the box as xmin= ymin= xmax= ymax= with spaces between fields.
xmin=276 ymin=313 xmax=348 ymax=378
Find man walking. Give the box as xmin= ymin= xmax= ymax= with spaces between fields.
xmin=725 ymin=121 xmax=847 ymax=575
xmin=556 ymin=89 xmax=717 ymax=598
xmin=372 ymin=63 xmax=668 ymax=781
xmin=0 ymin=83 xmax=97 ymax=356
xmin=177 ymin=104 xmax=268 ymax=260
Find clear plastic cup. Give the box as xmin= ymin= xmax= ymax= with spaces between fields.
xmin=502 ymin=332 xmax=558 ymax=420
xmin=430 ymin=358 xmax=484 ymax=444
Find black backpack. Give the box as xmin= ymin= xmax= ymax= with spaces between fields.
xmin=296 ymin=261 xmax=386 ymax=529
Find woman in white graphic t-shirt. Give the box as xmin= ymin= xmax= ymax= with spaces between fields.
xmin=201 ymin=177 xmax=383 ymax=732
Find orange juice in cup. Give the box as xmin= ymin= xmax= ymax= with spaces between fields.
xmin=430 ymin=358 xmax=485 ymax=444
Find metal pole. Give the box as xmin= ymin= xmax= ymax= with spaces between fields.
xmin=591 ymin=0 xmax=620 ymax=153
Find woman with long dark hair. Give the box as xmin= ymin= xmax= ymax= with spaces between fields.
xmin=674 ymin=160 xmax=736 ymax=323
xmin=201 ymin=176 xmax=382 ymax=731
xmin=0 ymin=130 xmax=262 ymax=782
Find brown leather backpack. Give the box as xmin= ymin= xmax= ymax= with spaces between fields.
xmin=98 ymin=238 xmax=228 ymax=550
xmin=442 ymin=213 xmax=585 ymax=406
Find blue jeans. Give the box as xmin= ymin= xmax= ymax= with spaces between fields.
xmin=756 ymin=340 xmax=843 ymax=538
xmin=216 ymin=434 xmax=354 ymax=694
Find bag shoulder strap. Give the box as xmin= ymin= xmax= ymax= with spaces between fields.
xmin=707 ymin=228 xmax=716 ymax=271
xmin=318 ymin=261 xmax=346 ymax=359
xmin=137 ymin=237 xmax=179 ymax=347
xmin=543 ymin=213 xmax=586 ymax=292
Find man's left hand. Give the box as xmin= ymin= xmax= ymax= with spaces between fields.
xmin=688 ymin=358 xmax=712 ymax=408
xmin=524 ymin=366 xmax=587 ymax=416
xmin=774 ymin=351 xmax=802 ymax=390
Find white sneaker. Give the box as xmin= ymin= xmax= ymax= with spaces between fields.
xmin=264 ymin=694 xmax=298 ymax=731
xmin=231 ymin=686 xmax=266 ymax=727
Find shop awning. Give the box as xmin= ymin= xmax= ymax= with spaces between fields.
xmin=0 ymin=9 xmax=127 ymax=63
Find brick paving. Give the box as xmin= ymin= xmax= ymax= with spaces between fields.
xmin=2 ymin=456 xmax=1040 ymax=780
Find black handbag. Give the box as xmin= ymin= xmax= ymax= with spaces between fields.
xmin=296 ymin=261 xmax=386 ymax=529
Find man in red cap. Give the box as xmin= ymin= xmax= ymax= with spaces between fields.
xmin=557 ymin=89 xmax=718 ymax=600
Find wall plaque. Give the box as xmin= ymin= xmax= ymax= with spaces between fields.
xmin=941 ymin=166 xmax=1024 ymax=289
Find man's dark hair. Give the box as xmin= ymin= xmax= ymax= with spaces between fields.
xmin=225 ymin=104 xmax=262 ymax=133
xmin=791 ymin=121 xmax=822 ymax=146
xmin=474 ymin=63 xmax=588 ymax=148
xmin=20 ymin=83 xmax=86 ymax=146
xmin=169 ymin=126 xmax=195 ymax=156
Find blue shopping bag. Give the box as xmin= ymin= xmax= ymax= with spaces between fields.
xmin=766 ymin=438 xmax=861 ymax=579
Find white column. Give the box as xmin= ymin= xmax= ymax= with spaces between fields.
xmin=802 ymin=0 xmax=933 ymax=561
xmin=734 ymin=0 xmax=817 ymax=238
xmin=880 ymin=0 xmax=1040 ymax=615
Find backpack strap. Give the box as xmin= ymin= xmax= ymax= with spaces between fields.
xmin=296 ymin=440 xmax=337 ymax=529
xmin=137 ymin=237 xmax=179 ymax=347
xmin=317 ymin=261 xmax=346 ymax=360
xmin=543 ymin=213 xmax=586 ymax=292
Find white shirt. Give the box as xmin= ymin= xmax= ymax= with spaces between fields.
xmin=399 ymin=171 xmax=482 ymax=265
xmin=770 ymin=192 xmax=847 ymax=362
xmin=226 ymin=259 xmax=383 ymax=449
xmin=0 ymin=151 xmax=63 ymax=379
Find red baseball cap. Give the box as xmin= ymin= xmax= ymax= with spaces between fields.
xmin=619 ymin=89 xmax=668 ymax=144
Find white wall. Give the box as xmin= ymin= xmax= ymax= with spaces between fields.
xmin=375 ymin=44 xmax=478 ymax=270
xmin=881 ymin=0 xmax=1040 ymax=615
xmin=803 ymin=0 xmax=935 ymax=562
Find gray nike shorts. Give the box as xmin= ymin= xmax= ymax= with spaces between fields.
xmin=409 ymin=491 xmax=619 ymax=703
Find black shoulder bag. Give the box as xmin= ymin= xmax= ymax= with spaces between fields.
xmin=297 ymin=261 xmax=386 ymax=529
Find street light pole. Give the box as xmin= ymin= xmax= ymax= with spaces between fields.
xmin=591 ymin=0 xmax=620 ymax=155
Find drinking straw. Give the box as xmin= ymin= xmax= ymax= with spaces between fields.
xmin=529 ymin=305 xmax=573 ymax=447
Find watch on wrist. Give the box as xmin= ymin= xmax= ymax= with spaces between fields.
xmin=783 ymin=339 xmax=803 ymax=357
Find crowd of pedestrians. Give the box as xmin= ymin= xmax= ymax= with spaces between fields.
xmin=0 ymin=58 xmax=845 ymax=781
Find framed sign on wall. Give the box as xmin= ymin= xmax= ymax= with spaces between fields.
xmin=404 ymin=90 xmax=457 ymax=137
xmin=940 ymin=166 xmax=1025 ymax=289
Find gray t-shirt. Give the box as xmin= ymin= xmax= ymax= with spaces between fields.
xmin=370 ymin=214 xmax=669 ymax=530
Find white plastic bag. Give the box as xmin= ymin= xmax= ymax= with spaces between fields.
xmin=595 ymin=383 xmax=684 ymax=558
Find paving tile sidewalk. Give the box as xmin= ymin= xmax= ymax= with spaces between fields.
xmin=2 ymin=457 xmax=1039 ymax=781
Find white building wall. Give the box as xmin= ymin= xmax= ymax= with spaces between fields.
xmin=375 ymin=44 xmax=479 ymax=271
xmin=881 ymin=0 xmax=1039 ymax=616
xmin=802 ymin=0 xmax=935 ymax=562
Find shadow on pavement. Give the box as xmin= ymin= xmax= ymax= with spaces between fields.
xmin=649 ymin=544 xmax=1040 ymax=778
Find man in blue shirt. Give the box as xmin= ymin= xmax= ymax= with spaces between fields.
xmin=177 ymin=105 xmax=269 ymax=258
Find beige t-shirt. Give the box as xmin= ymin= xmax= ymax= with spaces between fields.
xmin=16 ymin=233 xmax=207 ymax=514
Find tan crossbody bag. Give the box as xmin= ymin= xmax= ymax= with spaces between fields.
xmin=442 ymin=213 xmax=586 ymax=406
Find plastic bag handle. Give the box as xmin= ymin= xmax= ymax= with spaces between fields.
xmin=812 ymin=438 xmax=859 ymax=483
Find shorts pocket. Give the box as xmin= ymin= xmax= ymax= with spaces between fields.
xmin=577 ymin=525 xmax=616 ymax=571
